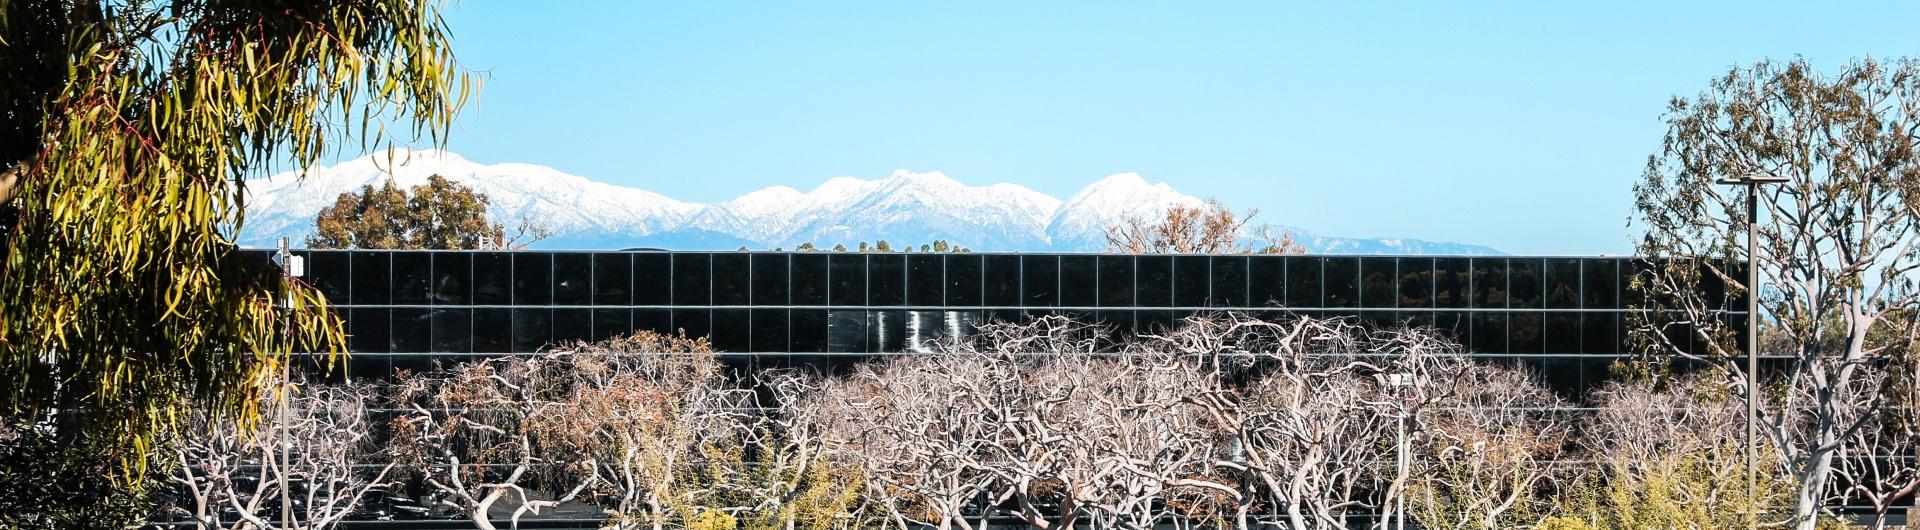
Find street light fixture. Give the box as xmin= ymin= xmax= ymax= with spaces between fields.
xmin=1384 ymin=372 xmax=1416 ymax=530
xmin=1716 ymin=174 xmax=1787 ymax=530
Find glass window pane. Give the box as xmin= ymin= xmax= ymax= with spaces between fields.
xmin=593 ymin=308 xmax=630 ymax=342
xmin=472 ymin=252 xmax=510 ymax=305
xmin=351 ymin=251 xmax=391 ymax=305
xmin=752 ymin=309 xmax=789 ymax=352
xmin=554 ymin=253 xmax=592 ymax=306
xmin=513 ymin=252 xmax=552 ymax=306
xmin=1249 ymin=256 xmax=1285 ymax=307
xmin=392 ymin=252 xmax=430 ymax=304
xmin=754 ymin=254 xmax=791 ymax=306
xmin=1545 ymin=258 xmax=1580 ymax=309
xmin=473 ymin=309 xmax=510 ymax=353
xmin=1098 ymin=256 xmax=1135 ymax=307
xmin=630 ymin=252 xmax=671 ymax=305
xmin=1623 ymin=259 xmax=1655 ymax=308
xmin=1136 ymin=256 xmax=1172 ymax=308
xmin=869 ymin=254 xmax=906 ymax=306
xmin=1284 ymin=256 xmax=1320 ymax=308
xmin=1210 ymin=256 xmax=1248 ymax=307
xmin=1581 ymin=313 xmax=1619 ymax=354
xmin=1095 ymin=310 xmax=1134 ymax=352
xmin=1508 ymin=258 xmax=1543 ymax=309
xmin=307 ymin=251 xmax=350 ymax=305
xmin=1060 ymin=256 xmax=1097 ymax=307
xmin=1323 ymin=258 xmax=1358 ymax=308
xmin=1434 ymin=258 xmax=1470 ymax=309
xmin=1136 ymin=309 xmax=1174 ymax=334
xmin=945 ymin=254 xmax=982 ymax=306
xmin=791 ymin=309 xmax=828 ymax=352
xmin=714 ymin=309 xmax=748 ymax=349
xmin=1471 ymin=312 xmax=1507 ymax=354
xmin=673 ymin=308 xmax=712 ymax=344
xmin=511 ymin=308 xmax=551 ymax=353
xmin=873 ymin=310 xmax=906 ymax=352
xmin=1509 ymin=311 xmax=1542 ymax=354
xmin=907 ymin=254 xmax=942 ymax=306
xmin=349 ymin=308 xmax=390 ymax=353
xmin=429 ymin=252 xmax=471 ymax=305
xmin=1398 ymin=258 xmax=1433 ymax=308
xmin=1023 ymin=255 xmax=1059 ymax=307
xmin=1173 ymin=256 xmax=1208 ymax=308
xmin=1545 ymin=312 xmax=1579 ymax=354
xmin=827 ymin=310 xmax=869 ymax=353
xmin=431 ymin=308 xmax=472 ymax=353
xmin=712 ymin=254 xmax=750 ymax=306
xmin=391 ymin=308 xmax=431 ymax=352
xmin=828 ymin=255 xmax=865 ymax=306
xmin=673 ymin=254 xmax=713 ymax=306
xmin=553 ymin=308 xmax=592 ymax=344
xmin=1360 ymin=257 xmax=1397 ymax=308
xmin=1433 ymin=311 xmax=1469 ymax=347
xmin=906 ymin=310 xmax=946 ymax=353
xmin=1582 ymin=259 xmax=1619 ymax=310
xmin=1472 ymin=258 xmax=1508 ymax=309
xmin=790 ymin=253 xmax=828 ymax=305
xmin=633 ymin=309 xmax=671 ymax=336
xmin=983 ymin=255 xmax=1020 ymax=307
xmin=594 ymin=253 xmax=632 ymax=306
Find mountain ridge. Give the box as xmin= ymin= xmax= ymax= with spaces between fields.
xmin=239 ymin=149 xmax=1503 ymax=255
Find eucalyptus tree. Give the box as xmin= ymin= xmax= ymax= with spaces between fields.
xmin=0 ymin=0 xmax=468 ymax=483
xmin=1632 ymin=58 xmax=1920 ymax=530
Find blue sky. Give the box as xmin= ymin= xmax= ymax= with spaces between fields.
xmin=418 ymin=1 xmax=1918 ymax=255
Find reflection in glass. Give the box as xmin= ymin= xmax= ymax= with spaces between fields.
xmin=1210 ymin=256 xmax=1247 ymax=307
xmin=673 ymin=254 xmax=712 ymax=306
xmin=633 ymin=252 xmax=672 ymax=305
xmin=513 ymin=253 xmax=553 ymax=305
xmin=907 ymin=311 xmax=946 ymax=353
xmin=633 ymin=309 xmax=672 ymax=336
xmin=983 ymin=255 xmax=1020 ymax=306
xmin=1508 ymin=311 xmax=1542 ymax=354
xmin=1060 ymin=256 xmax=1098 ymax=307
xmin=553 ymin=253 xmax=592 ymax=306
xmin=1582 ymin=313 xmax=1619 ymax=354
xmin=593 ymin=253 xmax=632 ymax=306
xmin=1360 ymin=258 xmax=1396 ymax=308
xmin=307 ymin=251 xmax=350 ymax=305
xmin=1398 ymin=258 xmax=1433 ymax=308
xmin=712 ymin=309 xmax=750 ymax=351
xmin=1322 ymin=258 xmax=1358 ymax=308
xmin=1023 ymin=255 xmax=1059 ymax=307
xmin=945 ymin=254 xmax=982 ymax=306
xmin=712 ymin=254 xmax=750 ymax=306
xmin=791 ymin=310 xmax=828 ymax=352
xmin=827 ymin=310 xmax=869 ymax=353
xmin=1544 ymin=312 xmax=1579 ymax=354
xmin=351 ymin=251 xmax=391 ymax=305
xmin=1434 ymin=258 xmax=1470 ymax=308
xmin=790 ymin=254 xmax=828 ymax=305
xmin=1472 ymin=258 xmax=1507 ymax=309
xmin=1136 ymin=256 xmax=1172 ymax=307
xmin=1136 ymin=310 xmax=1174 ymax=334
xmin=1098 ymin=256 xmax=1134 ymax=307
xmin=392 ymin=252 xmax=430 ymax=304
xmin=472 ymin=252 xmax=510 ymax=305
xmin=673 ymin=309 xmax=712 ymax=344
xmin=1582 ymin=259 xmax=1619 ymax=310
xmin=829 ymin=255 xmax=865 ymax=306
xmin=873 ymin=310 xmax=906 ymax=352
xmin=907 ymin=255 xmax=942 ymax=306
xmin=349 ymin=308 xmax=390 ymax=353
xmin=391 ymin=308 xmax=431 ymax=352
xmin=1284 ymin=257 xmax=1320 ymax=308
xmin=1544 ymin=258 xmax=1580 ymax=309
xmin=473 ymin=309 xmax=511 ymax=353
xmin=1249 ymin=256 xmax=1285 ymax=307
xmin=511 ymin=309 xmax=551 ymax=353
xmin=869 ymin=254 xmax=905 ymax=306
xmin=553 ymin=308 xmax=592 ymax=344
xmin=1172 ymin=256 xmax=1207 ymax=307
xmin=1470 ymin=312 xmax=1506 ymax=353
xmin=593 ymin=308 xmax=630 ymax=342
xmin=431 ymin=309 xmax=472 ymax=353
xmin=1508 ymin=259 xmax=1543 ymax=309
xmin=754 ymin=254 xmax=791 ymax=306
xmin=752 ymin=309 xmax=789 ymax=352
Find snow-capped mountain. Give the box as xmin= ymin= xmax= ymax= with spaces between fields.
xmin=239 ymin=149 xmax=1502 ymax=255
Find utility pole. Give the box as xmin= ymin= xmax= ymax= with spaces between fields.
xmin=1385 ymin=372 xmax=1415 ymax=530
xmin=1717 ymin=174 xmax=1785 ymax=530
xmin=273 ymin=238 xmax=304 ymax=529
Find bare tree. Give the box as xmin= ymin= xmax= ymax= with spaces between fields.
xmin=1104 ymin=199 xmax=1304 ymax=255
xmin=164 ymin=378 xmax=393 ymax=530
xmin=1410 ymin=363 xmax=1571 ymax=530
xmin=1632 ymin=57 xmax=1920 ymax=530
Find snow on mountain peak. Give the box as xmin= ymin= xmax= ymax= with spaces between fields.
xmin=238 ymin=151 xmax=1500 ymax=254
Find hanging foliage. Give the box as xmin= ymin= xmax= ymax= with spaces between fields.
xmin=0 ymin=0 xmax=471 ymax=478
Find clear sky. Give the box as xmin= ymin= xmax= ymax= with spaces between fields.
xmin=418 ymin=1 xmax=1919 ymax=255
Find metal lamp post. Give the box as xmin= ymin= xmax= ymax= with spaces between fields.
xmin=1385 ymin=372 xmax=1416 ymax=530
xmin=1716 ymin=174 xmax=1786 ymax=530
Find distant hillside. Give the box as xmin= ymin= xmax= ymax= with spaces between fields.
xmin=240 ymin=150 xmax=1504 ymax=255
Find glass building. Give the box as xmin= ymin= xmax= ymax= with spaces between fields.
xmin=289 ymin=249 xmax=1748 ymax=395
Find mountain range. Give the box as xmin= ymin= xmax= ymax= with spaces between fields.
xmin=239 ymin=150 xmax=1502 ymax=255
